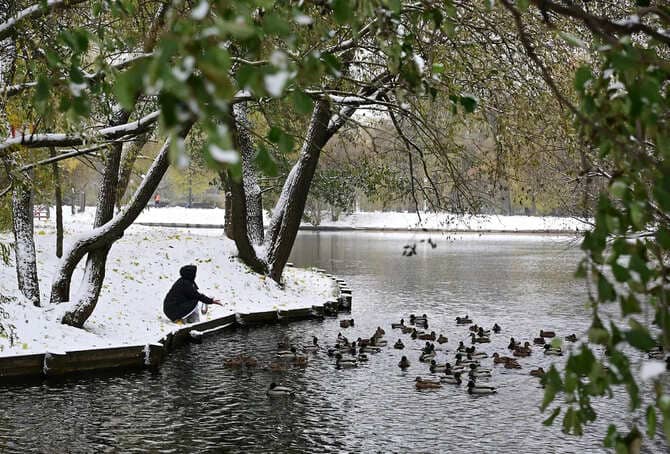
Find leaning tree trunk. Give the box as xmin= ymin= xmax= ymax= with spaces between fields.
xmin=53 ymin=128 xmax=191 ymax=326
xmin=265 ymin=100 xmax=332 ymax=282
xmin=50 ymin=148 xmax=63 ymax=258
xmin=222 ymin=174 xmax=234 ymax=239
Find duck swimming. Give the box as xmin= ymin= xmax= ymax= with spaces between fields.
xmin=467 ymin=380 xmax=497 ymax=395
xmin=394 ymin=339 xmax=405 ymax=349
xmin=398 ymin=356 xmax=411 ymax=369
xmin=540 ymin=330 xmax=556 ymax=338
xmin=441 ymin=372 xmax=462 ymax=385
xmin=508 ymin=337 xmax=520 ymax=349
xmin=430 ymin=360 xmax=447 ymax=373
xmin=492 ymin=323 xmax=501 ymax=334
xmin=415 ymin=377 xmax=441 ymax=389
xmin=565 ymin=333 xmax=578 ymax=342
xmin=543 ymin=344 xmax=563 ymax=356
xmin=437 ymin=334 xmax=448 ymax=344
xmin=267 ymin=382 xmax=295 ymax=397
xmin=303 ymin=336 xmax=319 ymax=353
xmin=530 ymin=367 xmax=545 ymax=377
xmin=456 ymin=316 xmax=473 ymax=325
xmin=391 ymin=319 xmax=405 ymax=329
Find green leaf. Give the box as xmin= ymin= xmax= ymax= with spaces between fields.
xmin=656 ymin=228 xmax=670 ymax=249
xmin=611 ymin=263 xmax=630 ymax=283
xmin=459 ymin=94 xmax=477 ymax=113
xmin=624 ymin=327 xmax=655 ymax=351
xmin=292 ymin=90 xmax=314 ymax=115
xmin=574 ymin=65 xmax=592 ymax=92
xmin=332 ymin=0 xmax=352 ymax=24
xmin=647 ymin=405 xmax=656 ymax=438
xmin=543 ymin=407 xmax=561 ymax=426
xmin=255 ymin=144 xmax=278 ymax=177
xmin=597 ymin=273 xmax=616 ymax=302
xmin=620 ymin=294 xmax=641 ymax=316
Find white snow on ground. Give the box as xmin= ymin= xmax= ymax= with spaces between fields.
xmin=0 ymin=210 xmax=336 ymax=356
xmin=133 ymin=207 xmax=591 ymax=232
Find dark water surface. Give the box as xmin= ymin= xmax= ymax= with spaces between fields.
xmin=0 ymin=232 xmax=667 ymax=453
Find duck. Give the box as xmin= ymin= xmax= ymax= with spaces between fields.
xmin=357 ymin=353 xmax=369 ymax=362
xmin=469 ymin=351 xmax=489 ymax=359
xmin=398 ymin=356 xmax=411 ymax=369
xmin=565 ymin=333 xmax=578 ymax=342
xmin=469 ymin=324 xmax=479 ymax=333
xmin=540 ymin=330 xmax=556 ymax=338
xmin=391 ymin=319 xmax=405 ymax=329
xmin=441 ymin=372 xmax=462 ymax=385
xmin=477 ymin=327 xmax=491 ymax=337
xmin=513 ymin=343 xmax=532 ymax=357
xmin=394 ymin=339 xmax=405 ymax=349
xmin=401 ymin=325 xmax=414 ymax=334
xmin=492 ymin=323 xmax=501 ymax=334
xmin=456 ymin=316 xmax=473 ymax=325
xmin=411 ymin=314 xmax=428 ymax=324
xmin=357 ymin=337 xmax=370 ymax=347
xmin=508 ymin=337 xmax=520 ymax=350
xmin=533 ymin=337 xmax=546 ymax=345
xmin=543 ymin=344 xmax=563 ymax=356
xmin=361 ymin=345 xmax=382 ymax=354
xmin=437 ymin=334 xmax=448 ymax=344
xmin=375 ymin=326 xmax=386 ymax=337
xmin=492 ymin=352 xmax=515 ymax=365
xmin=503 ymin=359 xmax=522 ymax=369
xmin=429 ymin=360 xmax=447 ymax=373
xmin=267 ymin=361 xmax=288 ymax=372
xmin=244 ymin=356 xmax=258 ymax=367
xmin=293 ymin=355 xmax=308 ymax=366
xmin=469 ymin=363 xmax=492 ymax=377
xmin=420 ymin=351 xmax=436 ymax=362
xmin=415 ymin=377 xmax=442 ymax=389
xmin=470 ymin=332 xmax=490 ymax=344
xmin=418 ymin=331 xmax=437 ymax=341
xmin=267 ymin=382 xmax=295 ymax=397
xmin=411 ymin=329 xmax=422 ymax=340
xmin=277 ymin=347 xmax=299 ymax=358
xmin=370 ymin=337 xmax=388 ymax=347
xmin=530 ymin=367 xmax=545 ymax=377
xmin=340 ymin=319 xmax=354 ymax=328
xmin=302 ymin=336 xmax=320 ymax=353
xmin=224 ymin=356 xmax=244 ymax=368
xmin=467 ymin=380 xmax=497 ymax=395
xmin=648 ymin=350 xmax=665 ymax=360
xmin=456 ymin=341 xmax=467 ymax=352
xmin=335 ymin=353 xmax=357 ymax=368
xmin=277 ymin=336 xmax=291 ymax=351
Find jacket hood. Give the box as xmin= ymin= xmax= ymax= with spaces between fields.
xmin=180 ymin=265 xmax=197 ymax=280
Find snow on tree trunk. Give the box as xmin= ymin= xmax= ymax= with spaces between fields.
xmin=233 ymin=103 xmax=264 ymax=244
xmin=221 ymin=174 xmax=234 ymax=239
xmin=265 ymin=100 xmax=332 ymax=282
xmin=9 ymin=170 xmax=40 ymax=305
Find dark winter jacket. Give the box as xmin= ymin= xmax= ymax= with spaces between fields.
xmin=163 ymin=265 xmax=214 ymax=321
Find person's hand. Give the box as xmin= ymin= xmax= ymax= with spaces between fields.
xmin=212 ymin=299 xmax=223 ymax=306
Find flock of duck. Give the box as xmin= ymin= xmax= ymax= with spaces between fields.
xmin=223 ymin=312 xmax=581 ymax=397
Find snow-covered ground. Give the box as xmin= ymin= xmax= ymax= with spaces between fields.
xmin=133 ymin=206 xmax=591 ymax=232
xmin=0 ymin=209 xmax=336 ymax=356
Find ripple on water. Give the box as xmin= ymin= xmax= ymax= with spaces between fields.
xmin=0 ymin=234 xmax=667 ymax=453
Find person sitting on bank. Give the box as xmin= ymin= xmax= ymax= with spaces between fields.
xmin=164 ymin=264 xmax=222 ymax=323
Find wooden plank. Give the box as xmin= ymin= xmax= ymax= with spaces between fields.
xmin=0 ymin=353 xmax=44 ymax=379
xmin=238 ymin=310 xmax=279 ymax=325
xmin=44 ymin=346 xmax=147 ymax=376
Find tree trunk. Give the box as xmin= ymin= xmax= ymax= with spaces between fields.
xmin=234 ymin=103 xmax=264 ymax=244
xmin=221 ymin=174 xmax=234 ymax=239
xmin=265 ymin=100 xmax=332 ymax=282
xmin=53 ymin=128 xmax=191 ymax=326
xmin=9 ymin=170 xmax=40 ymax=305
xmin=50 ymin=148 xmax=63 ymax=258
xmin=116 ymin=132 xmax=149 ymax=210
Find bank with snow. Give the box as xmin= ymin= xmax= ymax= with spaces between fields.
xmin=0 ymin=212 xmax=336 ymax=358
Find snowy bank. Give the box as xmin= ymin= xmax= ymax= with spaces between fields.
xmin=0 ymin=213 xmax=336 ymax=357
xmin=130 ymin=207 xmax=590 ymax=233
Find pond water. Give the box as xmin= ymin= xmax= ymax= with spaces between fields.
xmin=0 ymin=232 xmax=667 ymax=453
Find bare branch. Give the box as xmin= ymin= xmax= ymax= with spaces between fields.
xmin=0 ymin=0 xmax=88 ymax=41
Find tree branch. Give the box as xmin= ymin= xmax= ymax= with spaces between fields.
xmin=0 ymin=0 xmax=88 ymax=41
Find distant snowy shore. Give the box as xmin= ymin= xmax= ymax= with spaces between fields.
xmin=0 ymin=210 xmax=335 ymax=356
xmin=132 ymin=207 xmax=591 ymax=233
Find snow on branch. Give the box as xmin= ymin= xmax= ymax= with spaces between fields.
xmin=0 ymin=0 xmax=88 ymax=41
xmin=0 ymin=110 xmax=159 ymax=151
xmin=1 ymin=53 xmax=153 ymax=98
